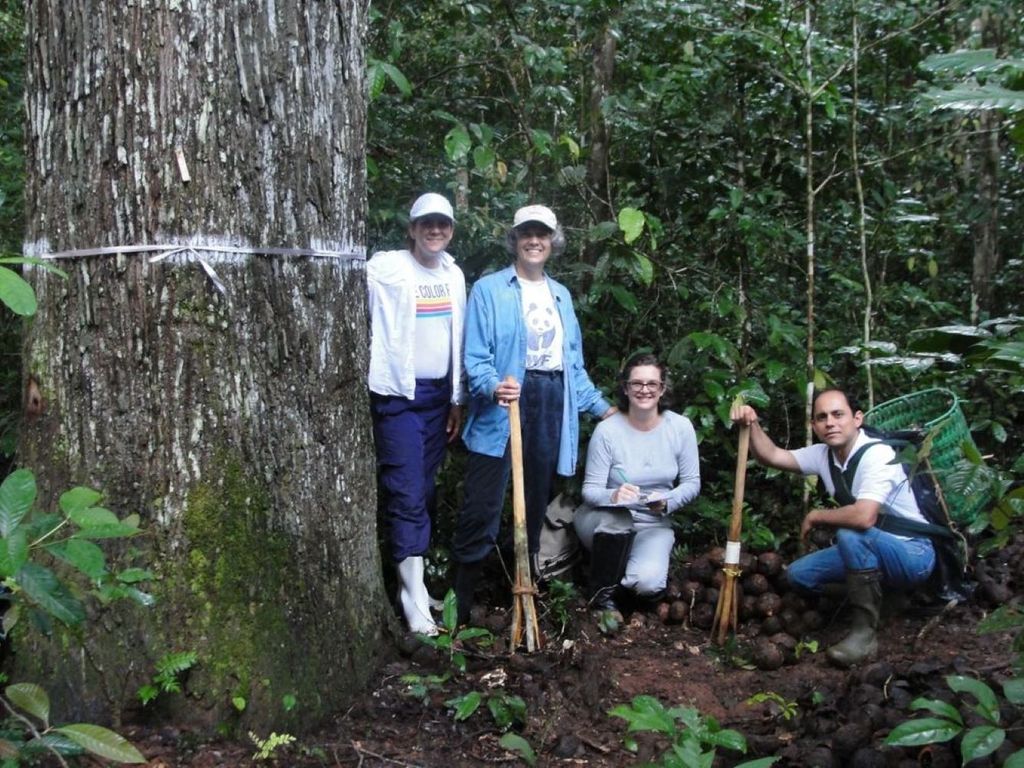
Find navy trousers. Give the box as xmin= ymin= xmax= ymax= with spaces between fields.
xmin=452 ymin=370 xmax=563 ymax=563
xmin=371 ymin=378 xmax=452 ymax=561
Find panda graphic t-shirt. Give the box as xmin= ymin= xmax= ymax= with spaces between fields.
xmin=411 ymin=259 xmax=453 ymax=380
xmin=519 ymin=277 xmax=563 ymax=372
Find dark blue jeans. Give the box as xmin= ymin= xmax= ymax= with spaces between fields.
xmin=787 ymin=527 xmax=935 ymax=593
xmin=371 ymin=378 xmax=452 ymax=561
xmin=452 ymin=370 xmax=564 ymax=563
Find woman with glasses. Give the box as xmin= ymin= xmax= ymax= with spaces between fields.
xmin=574 ymin=352 xmax=701 ymax=618
xmin=367 ymin=192 xmax=466 ymax=635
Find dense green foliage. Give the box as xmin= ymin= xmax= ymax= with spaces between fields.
xmin=368 ymin=0 xmax=1024 ymax=549
xmin=0 ymin=469 xmax=148 ymax=763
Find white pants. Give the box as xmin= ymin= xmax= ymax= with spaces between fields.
xmin=573 ymin=506 xmax=675 ymax=597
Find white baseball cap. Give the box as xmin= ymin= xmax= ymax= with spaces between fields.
xmin=513 ymin=205 xmax=557 ymax=231
xmin=409 ymin=193 xmax=455 ymax=223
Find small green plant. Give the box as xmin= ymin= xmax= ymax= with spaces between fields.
xmin=885 ymin=674 xmax=1024 ymax=765
xmin=499 ymin=732 xmax=536 ymax=766
xmin=445 ymin=690 xmax=526 ymax=730
xmin=399 ymin=671 xmax=449 ymax=703
xmin=0 ymin=469 xmax=148 ymax=765
xmin=746 ymin=691 xmax=799 ymax=721
xmin=138 ymin=650 xmax=198 ymax=705
xmin=609 ymin=695 xmax=778 ymax=768
xmin=249 ymin=731 xmax=295 ymax=761
xmin=795 ymin=639 xmax=819 ymax=658
xmin=416 ymin=590 xmax=493 ymax=673
xmin=541 ymin=578 xmax=577 ymax=636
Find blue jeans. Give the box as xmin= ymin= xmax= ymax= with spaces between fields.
xmin=371 ymin=378 xmax=452 ymax=561
xmin=452 ymin=370 xmax=563 ymax=563
xmin=787 ymin=527 xmax=936 ymax=594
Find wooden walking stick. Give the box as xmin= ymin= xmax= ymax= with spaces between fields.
xmin=506 ymin=376 xmax=542 ymax=652
xmin=712 ymin=406 xmax=751 ymax=645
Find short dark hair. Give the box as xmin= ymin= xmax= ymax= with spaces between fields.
xmin=811 ymin=387 xmax=862 ymax=416
xmin=504 ymin=224 xmax=567 ymax=258
xmin=616 ymin=352 xmax=670 ymax=412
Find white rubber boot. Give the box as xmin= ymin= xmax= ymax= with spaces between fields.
xmin=397 ymin=557 xmax=438 ymax=636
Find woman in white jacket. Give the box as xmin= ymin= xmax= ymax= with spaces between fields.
xmin=367 ymin=193 xmax=466 ymax=635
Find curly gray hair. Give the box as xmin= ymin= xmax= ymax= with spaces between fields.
xmin=504 ymin=224 xmax=567 ymax=258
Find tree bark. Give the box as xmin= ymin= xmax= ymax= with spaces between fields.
xmin=18 ymin=0 xmax=387 ymax=732
xmin=583 ymin=23 xmax=616 ymax=264
xmin=970 ymin=110 xmax=1000 ymax=321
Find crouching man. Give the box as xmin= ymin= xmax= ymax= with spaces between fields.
xmin=730 ymin=389 xmax=935 ymax=667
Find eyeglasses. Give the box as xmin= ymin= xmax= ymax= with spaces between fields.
xmin=626 ymin=380 xmax=664 ymax=393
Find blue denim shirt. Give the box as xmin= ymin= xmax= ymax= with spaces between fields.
xmin=461 ymin=265 xmax=612 ymax=475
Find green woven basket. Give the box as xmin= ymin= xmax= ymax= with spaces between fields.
xmin=864 ymin=388 xmax=985 ymax=525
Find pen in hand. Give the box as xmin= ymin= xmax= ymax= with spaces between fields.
xmin=613 ymin=468 xmax=646 ymax=504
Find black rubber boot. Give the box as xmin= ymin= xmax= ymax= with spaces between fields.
xmin=588 ymin=531 xmax=635 ymax=617
xmin=454 ymin=560 xmax=482 ymax=627
xmin=827 ymin=569 xmax=882 ymax=668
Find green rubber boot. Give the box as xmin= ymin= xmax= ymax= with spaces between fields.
xmin=827 ymin=569 xmax=882 ymax=668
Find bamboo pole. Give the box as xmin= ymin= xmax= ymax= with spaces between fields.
xmin=506 ymin=377 xmax=542 ymax=652
xmin=712 ymin=422 xmax=750 ymax=644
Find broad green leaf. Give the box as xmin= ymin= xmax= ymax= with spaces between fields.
xmin=0 ymin=266 xmax=37 ymax=316
xmin=631 ymin=254 xmax=654 ymax=286
xmin=117 ymin=568 xmax=154 ymax=584
xmin=55 ymin=724 xmax=146 ymax=763
xmin=454 ymin=627 xmax=490 ymax=642
xmin=922 ymin=84 xmax=1024 ymax=113
xmin=441 ymin=589 xmax=457 ymax=631
xmin=884 ymin=717 xmax=961 ymax=746
xmin=499 ymin=732 xmax=536 ymax=766
xmin=444 ymin=126 xmax=471 ymax=162
xmin=947 ymin=675 xmax=1000 ymax=722
xmin=3 ymin=603 xmax=20 ymax=635
xmin=609 ymin=285 xmax=637 ymax=313
xmin=618 ymin=207 xmax=645 ymax=244
xmin=71 ymin=522 xmax=142 ymax=539
xmin=52 ymin=539 xmax=106 ymax=580
xmin=910 ymin=696 xmax=963 ymax=724
xmin=960 ymin=725 xmax=1004 ymax=762
xmin=0 ymin=469 xmax=36 ymax=537
xmin=608 ymin=696 xmax=677 ymax=735
xmin=703 ymin=727 xmax=747 ymax=752
xmin=59 ymin=487 xmax=103 ymax=514
xmin=1003 ymin=678 xmax=1024 ymax=705
xmin=23 ymin=731 xmax=84 ymax=757
xmin=16 ymin=562 xmax=86 ymax=625
xmin=380 ymin=62 xmax=412 ymax=97
xmin=0 ymin=256 xmax=68 ymax=278
xmin=68 ymin=507 xmax=118 ymax=528
xmin=232 ymin=696 xmax=247 ymax=711
xmin=6 ymin=683 xmax=50 ymax=725
xmin=920 ymin=49 xmax=1023 ymax=76
xmin=729 ymin=187 xmax=744 ymax=209
xmin=1004 ymin=748 xmax=1024 ymax=767
xmin=472 ymin=145 xmax=495 ymax=170
xmin=487 ymin=694 xmax=526 ymax=729
xmin=0 ymin=527 xmax=28 ymax=578
xmin=446 ymin=691 xmax=481 ymax=721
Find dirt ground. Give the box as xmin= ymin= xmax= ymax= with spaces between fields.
xmin=126 ymin=544 xmax=1023 ymax=768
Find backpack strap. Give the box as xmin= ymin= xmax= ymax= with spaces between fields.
xmin=827 ymin=442 xmax=877 ymax=507
xmin=828 ymin=442 xmax=955 ymax=542
xmin=875 ymin=511 xmax=955 ymax=540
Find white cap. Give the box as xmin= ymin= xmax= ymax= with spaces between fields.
xmin=409 ymin=193 xmax=455 ymax=223
xmin=513 ymin=204 xmax=557 ymax=231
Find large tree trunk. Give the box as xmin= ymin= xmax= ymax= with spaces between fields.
xmin=17 ymin=0 xmax=387 ymax=732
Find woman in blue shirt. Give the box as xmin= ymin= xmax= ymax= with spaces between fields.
xmin=452 ymin=205 xmax=614 ymax=624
